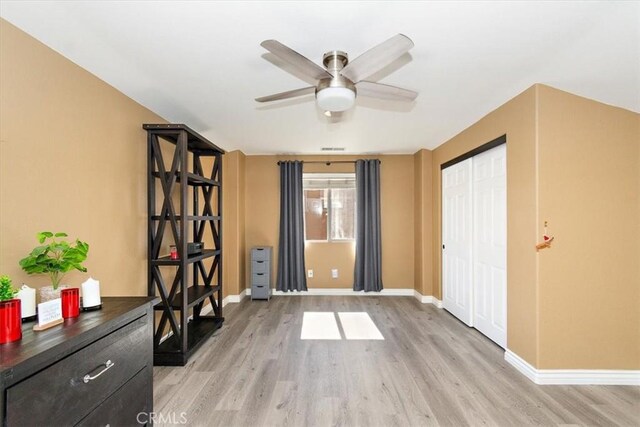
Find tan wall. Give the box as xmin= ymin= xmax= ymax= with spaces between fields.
xmin=536 ymin=86 xmax=640 ymax=369
xmin=413 ymin=149 xmax=433 ymax=296
xmin=245 ymin=155 xmax=414 ymax=289
xmin=222 ymin=150 xmax=246 ymax=296
xmin=0 ymin=20 xmax=166 ymax=296
xmin=431 ymin=84 xmax=639 ymax=369
xmin=432 ymin=86 xmax=539 ymax=365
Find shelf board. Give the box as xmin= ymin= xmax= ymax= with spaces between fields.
xmin=152 ymin=249 xmax=220 ymax=265
xmin=153 ymin=285 xmax=221 ymax=311
xmin=153 ymin=316 xmax=224 ymax=366
xmin=151 ymin=171 xmax=220 ymax=187
xmin=150 ymin=215 xmax=221 ymax=221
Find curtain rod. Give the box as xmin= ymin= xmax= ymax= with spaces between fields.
xmin=276 ymin=160 xmax=381 ymax=165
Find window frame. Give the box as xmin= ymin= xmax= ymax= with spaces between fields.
xmin=303 ymin=173 xmax=356 ymax=243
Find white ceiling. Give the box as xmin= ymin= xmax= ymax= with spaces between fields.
xmin=1 ymin=1 xmax=638 ymax=154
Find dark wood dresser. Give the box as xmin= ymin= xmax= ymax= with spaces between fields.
xmin=0 ymin=297 xmax=159 ymax=426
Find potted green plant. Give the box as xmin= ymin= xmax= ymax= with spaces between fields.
xmin=19 ymin=232 xmax=89 ymax=302
xmin=0 ymin=275 xmax=22 ymax=344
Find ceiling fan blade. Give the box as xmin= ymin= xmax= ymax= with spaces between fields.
xmin=356 ymin=81 xmax=418 ymax=101
xmin=255 ymin=86 xmax=316 ymax=103
xmin=340 ymin=34 xmax=414 ymax=83
xmin=261 ymin=40 xmax=333 ymax=82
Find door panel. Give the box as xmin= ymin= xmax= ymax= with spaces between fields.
xmin=442 ymin=158 xmax=473 ymax=326
xmin=472 ymin=144 xmax=507 ymax=347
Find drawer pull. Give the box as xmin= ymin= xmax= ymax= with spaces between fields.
xmin=83 ymin=360 xmax=115 ymax=384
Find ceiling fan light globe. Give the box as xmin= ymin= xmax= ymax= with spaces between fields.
xmin=316 ymin=87 xmax=355 ymax=112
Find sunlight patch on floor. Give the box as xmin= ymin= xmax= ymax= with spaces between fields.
xmin=338 ymin=312 xmax=384 ymax=340
xmin=301 ymin=311 xmax=384 ymax=340
xmin=301 ymin=312 xmax=341 ymax=340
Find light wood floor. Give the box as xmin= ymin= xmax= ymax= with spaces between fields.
xmin=154 ymin=296 xmax=639 ymax=426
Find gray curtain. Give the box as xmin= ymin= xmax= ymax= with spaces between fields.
xmin=353 ymin=159 xmax=383 ymax=292
xmin=276 ymin=161 xmax=308 ymax=292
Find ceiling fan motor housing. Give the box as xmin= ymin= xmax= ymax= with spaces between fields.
xmin=316 ymin=50 xmax=357 ymax=112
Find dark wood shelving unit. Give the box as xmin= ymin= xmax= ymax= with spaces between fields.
xmin=144 ymin=123 xmax=225 ymax=366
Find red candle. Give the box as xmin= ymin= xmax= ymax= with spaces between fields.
xmin=0 ymin=299 xmax=22 ymax=344
xmin=170 ymin=245 xmax=179 ymax=260
xmin=61 ymin=288 xmax=80 ymax=319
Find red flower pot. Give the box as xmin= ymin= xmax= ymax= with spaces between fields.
xmin=61 ymin=288 xmax=80 ymax=319
xmin=0 ymin=299 xmax=22 ymax=344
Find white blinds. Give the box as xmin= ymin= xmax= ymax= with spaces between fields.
xmin=303 ymin=173 xmax=355 ymax=189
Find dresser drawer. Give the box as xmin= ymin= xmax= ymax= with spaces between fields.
xmin=6 ymin=316 xmax=149 ymax=426
xmin=76 ymin=366 xmax=151 ymax=427
xmin=251 ymin=247 xmax=271 ymax=261
xmin=252 ymin=272 xmax=269 ymax=285
xmin=252 ymin=259 xmax=269 ymax=274
xmin=252 ymin=284 xmax=270 ymax=300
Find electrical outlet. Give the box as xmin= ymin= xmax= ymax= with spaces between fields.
xmin=308 ymin=269 xmax=313 ymax=278
xmin=331 ymin=269 xmax=338 ymax=279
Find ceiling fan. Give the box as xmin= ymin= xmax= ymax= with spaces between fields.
xmin=255 ymin=34 xmax=418 ymax=114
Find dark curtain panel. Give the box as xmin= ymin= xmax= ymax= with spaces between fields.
xmin=353 ymin=159 xmax=383 ymax=292
xmin=276 ymin=161 xmax=308 ymax=292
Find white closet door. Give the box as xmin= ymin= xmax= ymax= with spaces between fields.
xmin=442 ymin=158 xmax=473 ymax=326
xmin=472 ymin=144 xmax=507 ymax=347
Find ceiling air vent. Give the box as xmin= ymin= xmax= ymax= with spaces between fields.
xmin=321 ymin=147 xmax=345 ymax=151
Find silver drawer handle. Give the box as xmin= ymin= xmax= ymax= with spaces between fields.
xmin=83 ymin=360 xmax=115 ymax=383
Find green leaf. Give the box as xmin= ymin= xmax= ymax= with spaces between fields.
xmin=37 ymin=231 xmax=53 ymax=243
xmin=51 ymin=243 xmax=68 ymax=253
xmin=54 ymin=232 xmax=68 ymax=237
xmin=31 ymin=245 xmax=48 ymax=256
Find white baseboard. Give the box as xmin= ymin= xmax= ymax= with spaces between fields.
xmin=413 ymin=290 xmax=443 ymax=308
xmin=505 ymin=349 xmax=640 ymax=385
xmin=222 ymin=288 xmax=247 ymax=307
xmin=265 ymin=287 xmax=416 ymax=296
xmin=239 ymin=287 xmax=443 ymax=308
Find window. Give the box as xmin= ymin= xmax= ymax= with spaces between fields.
xmin=303 ymin=173 xmax=356 ymax=241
